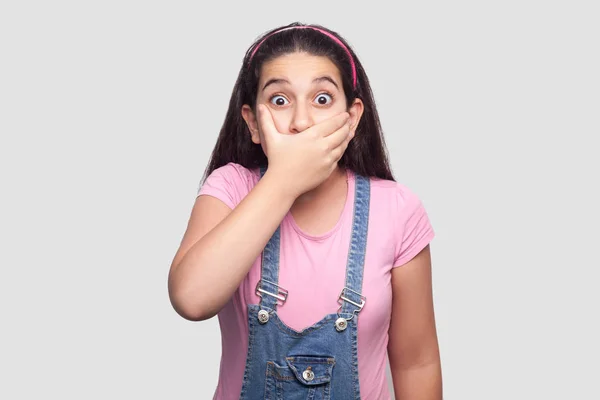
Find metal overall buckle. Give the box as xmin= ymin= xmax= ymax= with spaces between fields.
xmin=255 ymin=279 xmax=289 ymax=324
xmin=335 ymin=287 xmax=366 ymax=332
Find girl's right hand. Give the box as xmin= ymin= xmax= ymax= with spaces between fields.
xmin=256 ymin=103 xmax=353 ymax=199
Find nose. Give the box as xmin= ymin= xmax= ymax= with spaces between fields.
xmin=289 ymin=103 xmax=313 ymax=134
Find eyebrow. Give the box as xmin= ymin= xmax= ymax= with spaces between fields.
xmin=262 ymin=75 xmax=340 ymax=92
xmin=313 ymin=76 xmax=339 ymax=90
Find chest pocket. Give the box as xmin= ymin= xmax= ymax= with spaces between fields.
xmin=265 ymin=356 xmax=335 ymax=400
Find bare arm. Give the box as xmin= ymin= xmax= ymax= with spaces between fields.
xmin=388 ymin=245 xmax=443 ymax=399
xmin=167 ymin=170 xmax=295 ymax=321
xmin=168 ymin=105 xmax=352 ymax=321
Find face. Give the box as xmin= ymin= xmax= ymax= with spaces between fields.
xmin=241 ymin=52 xmax=363 ymax=145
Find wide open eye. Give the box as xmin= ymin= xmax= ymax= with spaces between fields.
xmin=314 ymin=93 xmax=333 ymax=105
xmin=270 ymin=95 xmax=289 ymax=106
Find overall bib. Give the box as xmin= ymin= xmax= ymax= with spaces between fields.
xmin=239 ymin=168 xmax=370 ymax=400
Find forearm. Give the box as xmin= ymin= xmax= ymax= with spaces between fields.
xmin=169 ymin=171 xmax=295 ymax=320
xmin=391 ymin=361 xmax=443 ymax=400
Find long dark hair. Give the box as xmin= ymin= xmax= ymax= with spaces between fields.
xmin=201 ymin=22 xmax=395 ymax=183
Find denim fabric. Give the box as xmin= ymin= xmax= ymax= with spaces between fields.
xmin=239 ymin=168 xmax=371 ymax=400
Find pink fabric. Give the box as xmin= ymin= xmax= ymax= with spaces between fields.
xmin=197 ymin=162 xmax=435 ymax=399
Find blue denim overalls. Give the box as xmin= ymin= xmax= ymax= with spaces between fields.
xmin=239 ymin=167 xmax=370 ymax=400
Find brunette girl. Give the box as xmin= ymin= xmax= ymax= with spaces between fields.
xmin=168 ymin=22 xmax=442 ymax=399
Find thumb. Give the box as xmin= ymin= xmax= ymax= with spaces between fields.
xmin=257 ymin=104 xmax=278 ymax=143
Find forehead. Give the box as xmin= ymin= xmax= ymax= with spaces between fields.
xmin=259 ymin=52 xmax=342 ymax=84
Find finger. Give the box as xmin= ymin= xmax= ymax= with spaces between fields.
xmin=323 ymin=118 xmax=352 ymax=150
xmin=309 ymin=111 xmax=350 ymax=138
xmin=256 ymin=104 xmax=278 ymax=140
xmin=331 ymin=129 xmax=353 ymax=162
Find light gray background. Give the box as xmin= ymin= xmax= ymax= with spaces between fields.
xmin=1 ymin=1 xmax=598 ymax=399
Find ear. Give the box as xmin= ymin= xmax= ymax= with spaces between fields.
xmin=241 ymin=104 xmax=261 ymax=144
xmin=347 ymin=98 xmax=364 ymax=135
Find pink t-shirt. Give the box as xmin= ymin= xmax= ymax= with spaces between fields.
xmin=197 ymin=162 xmax=435 ymax=400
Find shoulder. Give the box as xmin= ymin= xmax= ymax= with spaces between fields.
xmin=366 ymin=175 xmax=424 ymax=216
xmin=197 ymin=162 xmax=260 ymax=208
xmin=362 ymin=175 xmax=435 ymax=267
xmin=366 ymin=174 xmax=432 ymax=238
xmin=200 ymin=162 xmax=261 ymax=193
xmin=206 ymin=162 xmax=260 ymax=184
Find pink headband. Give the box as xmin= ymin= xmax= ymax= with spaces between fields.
xmin=248 ymin=26 xmax=357 ymax=90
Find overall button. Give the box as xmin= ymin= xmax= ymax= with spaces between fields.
xmin=335 ymin=317 xmax=347 ymax=332
xmin=257 ymin=310 xmax=269 ymax=324
xmin=302 ymin=366 xmax=315 ymax=382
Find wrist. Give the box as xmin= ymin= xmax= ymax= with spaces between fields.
xmin=261 ymin=168 xmax=299 ymax=203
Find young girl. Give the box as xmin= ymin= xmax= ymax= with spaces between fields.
xmin=168 ymin=22 xmax=442 ymax=400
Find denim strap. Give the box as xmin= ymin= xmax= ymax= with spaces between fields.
xmin=257 ymin=167 xmax=370 ymax=314
xmin=257 ymin=166 xmax=283 ymax=310
xmin=341 ymin=173 xmax=370 ymax=315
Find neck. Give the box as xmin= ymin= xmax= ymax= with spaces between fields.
xmin=293 ymin=165 xmax=347 ymax=207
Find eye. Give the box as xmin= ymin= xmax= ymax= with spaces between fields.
xmin=314 ymin=93 xmax=333 ymax=105
xmin=270 ymin=95 xmax=289 ymax=106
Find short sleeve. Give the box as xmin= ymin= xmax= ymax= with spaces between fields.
xmin=196 ymin=163 xmax=256 ymax=209
xmin=392 ymin=184 xmax=435 ymax=268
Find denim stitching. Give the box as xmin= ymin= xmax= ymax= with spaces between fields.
xmin=239 ymin=306 xmax=256 ymax=399
xmin=238 ymin=170 xmax=370 ymax=399
xmin=351 ymin=319 xmax=361 ymax=399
